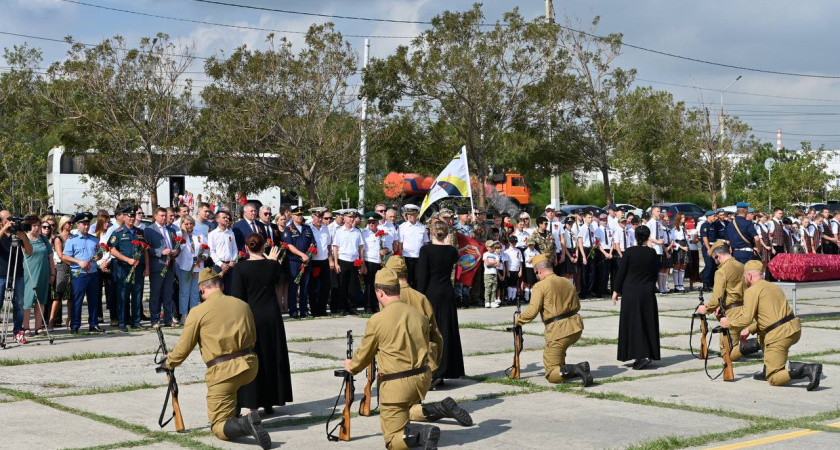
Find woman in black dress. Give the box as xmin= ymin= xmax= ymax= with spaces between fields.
xmin=231 ymin=233 xmax=293 ymax=414
xmin=418 ymin=221 xmax=465 ymax=387
xmin=612 ymin=225 xmax=661 ymax=370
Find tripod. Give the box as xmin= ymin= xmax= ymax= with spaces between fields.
xmin=1 ymin=234 xmax=22 ymax=348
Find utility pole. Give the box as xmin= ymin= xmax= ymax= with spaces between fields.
xmin=546 ymin=0 xmax=561 ymax=209
xmin=358 ymin=39 xmax=370 ymax=214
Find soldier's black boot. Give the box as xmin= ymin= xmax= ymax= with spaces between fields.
xmin=421 ymin=397 xmax=474 ymax=426
xmin=402 ymin=423 xmax=440 ymax=449
xmin=561 ymin=362 xmax=593 ymax=387
xmin=222 ymin=411 xmax=271 ymax=449
xmin=740 ymin=338 xmax=760 ymax=356
xmin=753 ymin=365 xmax=766 ymax=381
xmin=789 ymin=362 xmax=823 ymax=391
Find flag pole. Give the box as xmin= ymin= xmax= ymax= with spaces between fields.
xmin=462 ymin=145 xmax=476 ymax=224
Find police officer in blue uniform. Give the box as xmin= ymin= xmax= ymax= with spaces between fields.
xmin=724 ymin=202 xmax=760 ymax=265
xmin=61 ymin=212 xmax=105 ymax=333
xmin=283 ymin=205 xmax=315 ymax=319
xmin=698 ymin=211 xmax=718 ymax=291
xmin=109 ymin=206 xmax=150 ymax=331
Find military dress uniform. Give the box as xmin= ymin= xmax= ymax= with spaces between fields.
xmin=163 ymin=268 xmax=270 ymax=447
xmin=727 ymin=261 xmax=822 ymax=390
xmin=724 ymin=203 xmax=758 ymax=264
xmin=284 ymin=208 xmax=315 ymax=318
xmin=348 ymin=269 xmax=437 ymax=450
xmin=703 ymin=243 xmax=758 ymax=361
xmin=516 ymin=255 xmax=592 ymax=385
xmin=109 ymin=212 xmax=148 ymax=330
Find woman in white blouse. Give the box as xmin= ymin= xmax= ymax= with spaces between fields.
xmin=175 ymin=215 xmax=206 ymax=323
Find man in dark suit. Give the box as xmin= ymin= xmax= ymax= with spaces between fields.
xmin=147 ymin=207 xmax=179 ymax=327
xmin=232 ymin=202 xmax=267 ymax=252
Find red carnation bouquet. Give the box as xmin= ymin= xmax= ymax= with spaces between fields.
xmin=354 ymin=258 xmax=366 ymax=291
xmin=161 ymin=236 xmax=187 ymax=277
xmin=278 ymin=242 xmax=289 ymax=264
xmin=233 ymin=250 xmax=247 ymax=263
xmin=265 ymin=239 xmax=274 ymax=251
xmin=375 ymin=229 xmax=391 ymax=265
xmin=74 ymin=243 xmax=109 ymax=277
xmin=293 ymin=245 xmax=318 ymax=284
xmin=126 ymin=240 xmax=150 ymax=283
xmin=192 ymin=243 xmax=211 ymax=280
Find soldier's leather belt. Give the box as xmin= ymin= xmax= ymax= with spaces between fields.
xmin=206 ymin=349 xmax=253 ymax=368
xmin=724 ymin=301 xmax=744 ymax=311
xmin=543 ymin=310 xmax=579 ymax=325
xmin=764 ymin=314 xmax=796 ymax=334
xmin=377 ymin=365 xmax=429 ymax=382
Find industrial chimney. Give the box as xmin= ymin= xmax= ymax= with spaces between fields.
xmin=777 ymin=128 xmax=782 ymax=150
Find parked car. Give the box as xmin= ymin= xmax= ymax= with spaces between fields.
xmin=559 ymin=204 xmax=606 ymax=217
xmin=646 ymin=202 xmax=705 ymax=222
xmin=606 ymin=203 xmax=643 ymax=217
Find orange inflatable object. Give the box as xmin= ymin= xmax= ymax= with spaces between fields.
xmin=383 ymin=172 xmax=436 ymax=198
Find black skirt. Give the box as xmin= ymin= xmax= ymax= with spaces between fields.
xmin=617 ymin=285 xmax=661 ymax=362
xmin=563 ymin=252 xmax=578 ymax=274
xmin=524 ymin=267 xmax=537 ymax=285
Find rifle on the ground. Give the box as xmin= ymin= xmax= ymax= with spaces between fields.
xmin=154 ymin=326 xmax=185 ymax=432
xmin=505 ymin=294 xmax=524 ymax=379
xmin=690 ymin=290 xmax=708 ymax=360
xmin=327 ymin=330 xmax=354 ymax=442
xmin=359 ymin=356 xmax=378 ymax=416
xmin=706 ymin=299 xmax=735 ymax=382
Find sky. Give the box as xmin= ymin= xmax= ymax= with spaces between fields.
xmin=3 ymin=0 xmax=840 ymax=150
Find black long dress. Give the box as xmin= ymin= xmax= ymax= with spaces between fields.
xmin=231 ymin=259 xmax=294 ymax=409
xmin=614 ymin=245 xmax=661 ymax=362
xmin=417 ymin=243 xmax=465 ymax=379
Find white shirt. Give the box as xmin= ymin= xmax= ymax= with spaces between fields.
xmin=362 ymin=227 xmax=395 ymax=263
xmin=483 ymin=251 xmax=500 ymax=275
xmin=175 ymin=232 xmax=204 ymax=272
xmin=398 ymin=221 xmax=429 ymax=258
xmin=208 ymin=227 xmax=237 ymax=263
xmin=576 ymin=224 xmax=593 ymax=247
xmin=550 ymin=220 xmax=563 ymax=253
xmin=597 ymin=225 xmax=611 ymax=250
xmin=646 ymin=218 xmax=663 ymax=255
xmin=614 ymin=225 xmax=627 ymax=252
xmin=524 ymin=247 xmax=540 ymax=268
xmin=512 ymin=229 xmax=530 ymax=249
xmin=379 ymin=220 xmax=400 ymax=242
xmin=687 ymin=228 xmax=699 ymax=251
xmin=334 ymin=226 xmax=364 ymax=262
xmin=505 ymin=247 xmax=522 ymax=272
xmin=626 ymin=226 xmax=637 ymax=248
xmin=309 ymin=223 xmax=332 ymax=261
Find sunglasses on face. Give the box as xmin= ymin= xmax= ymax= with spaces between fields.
xmin=376 ymin=209 xmax=386 ymax=213
xmin=262 ymin=212 xmax=271 ymax=216
xmin=41 ymin=225 xmax=52 ymax=230
xmin=324 ymin=217 xmax=334 ymax=221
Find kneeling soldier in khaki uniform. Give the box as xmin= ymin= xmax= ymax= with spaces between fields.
xmin=161 ymin=268 xmax=271 ymax=449
xmin=344 ymin=268 xmax=439 ymax=449
xmin=516 ymin=254 xmax=592 ymax=385
xmin=721 ymin=261 xmax=823 ymax=390
xmin=385 ymin=256 xmax=472 ymax=427
xmin=698 ymin=241 xmax=760 ymax=360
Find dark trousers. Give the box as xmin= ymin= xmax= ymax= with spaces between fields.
xmin=595 ymin=250 xmax=610 ymax=296
xmin=115 ymin=263 xmax=144 ymax=328
xmin=103 ymin=271 xmax=116 ymax=321
xmin=329 ymin=269 xmax=341 ymax=314
xmin=149 ymin=269 xmax=175 ymax=324
xmin=733 ymin=250 xmax=754 ymax=265
xmin=404 ymin=256 xmax=419 ymax=288
xmin=579 ymin=248 xmax=594 ymax=298
xmin=610 ymin=253 xmax=622 ymax=294
xmin=172 ymin=274 xmax=180 ymax=319
xmin=701 ymin=250 xmax=716 ymax=286
xmin=307 ymin=259 xmax=330 ymax=315
xmin=288 ymin=259 xmax=311 ymax=315
xmin=214 ymin=263 xmax=234 ymax=295
xmin=336 ymin=259 xmax=360 ymax=313
xmin=364 ymin=261 xmax=381 ymax=312
xmin=71 ymin=271 xmax=100 ymax=330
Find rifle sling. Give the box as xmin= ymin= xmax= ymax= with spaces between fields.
xmin=543 ymin=310 xmax=579 ymax=326
xmin=377 ymin=365 xmax=429 ymax=382
xmin=158 ymin=371 xmax=178 ymax=428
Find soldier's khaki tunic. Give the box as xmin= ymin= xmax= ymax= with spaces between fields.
xmin=729 ymin=279 xmax=802 ymax=386
xmin=165 ymin=291 xmax=258 ymax=440
xmin=706 ymin=257 xmax=757 ymax=360
xmin=516 ymin=273 xmax=584 ymax=383
xmin=349 ymin=300 xmax=431 ymax=450
xmin=398 ymin=282 xmax=445 ymax=422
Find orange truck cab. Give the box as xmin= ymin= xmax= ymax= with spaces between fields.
xmin=491 ymin=172 xmax=530 ymax=207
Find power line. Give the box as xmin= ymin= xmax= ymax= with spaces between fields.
xmin=192 ymin=0 xmax=437 ymax=25
xmin=60 ymin=0 xmax=414 ymax=39
xmin=636 ymin=77 xmax=840 ymax=103
xmin=753 ymin=129 xmax=840 ymax=137
xmin=0 ymin=30 xmax=212 ymax=60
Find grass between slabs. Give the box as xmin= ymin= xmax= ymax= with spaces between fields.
xmin=0 ymin=351 xmax=146 ymax=367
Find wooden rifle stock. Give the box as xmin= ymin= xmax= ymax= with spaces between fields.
xmin=505 ymin=295 xmax=524 ymax=379
xmin=699 ymin=318 xmax=709 ymax=360
xmin=359 ymin=356 xmax=376 ymax=416
xmin=155 ymin=327 xmax=185 ymax=432
xmin=717 ymin=304 xmax=735 ymax=382
xmin=327 ymin=330 xmax=354 ymax=442
xmin=168 ymin=372 xmax=185 ymax=431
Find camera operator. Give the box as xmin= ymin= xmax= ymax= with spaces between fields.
xmin=0 ymin=210 xmax=34 ymax=344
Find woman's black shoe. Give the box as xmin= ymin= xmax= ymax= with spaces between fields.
xmin=632 ymin=358 xmax=652 ymax=370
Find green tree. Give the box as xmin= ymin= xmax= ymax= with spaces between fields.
xmin=199 ymin=25 xmax=360 ymax=208
xmin=362 ymin=4 xmax=571 ymax=208
xmin=45 ymin=34 xmax=200 ymax=209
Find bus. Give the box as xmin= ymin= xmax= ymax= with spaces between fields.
xmin=47 ymin=146 xmax=287 ymax=214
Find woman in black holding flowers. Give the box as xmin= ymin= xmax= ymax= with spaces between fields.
xmin=231 ymin=233 xmax=293 ymax=415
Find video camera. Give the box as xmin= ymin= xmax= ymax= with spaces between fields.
xmin=6 ymin=216 xmax=32 ymax=234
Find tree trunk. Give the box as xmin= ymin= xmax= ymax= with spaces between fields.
xmin=149 ymin=181 xmax=158 ymax=210
xmin=305 ymin=181 xmax=318 ymax=208
xmin=601 ymin=165 xmax=612 ymax=205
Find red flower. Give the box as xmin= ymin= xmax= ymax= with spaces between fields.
xmin=100 ymin=243 xmax=110 ymax=251
xmin=265 ymin=239 xmax=273 ymax=248
xmin=130 ymin=240 xmax=141 ymax=246
xmin=174 ymin=236 xmax=186 ymax=245
xmin=280 ymin=242 xmax=290 ymax=249
xmin=375 ymin=230 xmax=387 ymax=237
xmin=201 ymin=243 xmax=210 ymax=250
xmin=354 ymin=259 xmax=364 ymax=267
xmin=307 ymin=245 xmax=318 ymax=255
xmin=239 ymin=251 xmax=247 ymax=258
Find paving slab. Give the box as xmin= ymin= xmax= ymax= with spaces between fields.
xmin=114 ymin=444 xmax=183 ymax=450
xmin=464 ymin=345 xmax=702 ymax=385
xmin=0 ymin=330 xmax=177 ymax=362
xmin=488 ymin=314 xmax=694 ymax=340
xmin=662 ymin=326 xmax=840 ymax=357
xmin=804 ymin=352 xmax=840 ymax=364
xmin=802 ymin=319 xmax=840 ymax=329
xmin=459 ymin=328 xmax=544 ymax=354
xmin=0 ymin=351 xmax=335 ymax=396
xmin=195 ymin=389 xmax=749 ymax=449
xmin=589 ymin=366 xmax=836 ymax=419
xmin=283 ymin=316 xmax=368 ymax=340
xmin=693 ymin=428 xmax=840 ymax=450
xmin=0 ymin=400 xmax=144 ymax=447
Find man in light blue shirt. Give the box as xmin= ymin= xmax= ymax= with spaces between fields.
xmin=62 ymin=212 xmax=104 ymax=333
